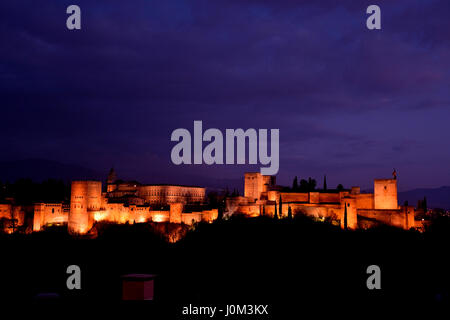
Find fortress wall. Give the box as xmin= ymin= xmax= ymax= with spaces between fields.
xmin=181 ymin=212 xmax=202 ymax=225
xmin=374 ymin=179 xmax=398 ymax=209
xmin=40 ymin=203 xmax=67 ymax=226
xmin=169 ymin=203 xmax=183 ymax=223
xmin=0 ymin=204 xmax=12 ymax=220
xmin=14 ymin=207 xmax=26 ymax=227
xmin=33 ymin=202 xmax=70 ymax=232
xmin=356 ymin=193 xmax=374 ymax=209
xmin=319 ymin=193 xmax=340 ymax=203
xmin=292 ymin=203 xmax=342 ymax=220
xmin=0 ymin=203 xmax=25 ymax=233
xmin=236 ymin=202 xmax=343 ymax=220
xmin=339 ymin=191 xmax=350 ymax=202
xmin=99 ymin=203 xmax=122 ymax=223
xmin=357 ymin=208 xmax=413 ymax=229
xmin=341 ymin=198 xmax=357 ymax=229
xmin=94 ymin=204 xmax=156 ymax=224
xmin=110 ymin=203 xmax=129 ymax=223
xmin=351 ymin=187 xmax=361 ymax=195
xmin=225 ymin=196 xmax=249 ymax=215
xmin=260 ymin=202 xmax=341 ymax=220
xmin=150 ymin=211 xmax=169 ymax=222
xmin=309 ymin=192 xmax=320 ymax=204
xmin=130 ymin=206 xmax=152 ymax=223
xmin=268 ymin=190 xmax=279 ymax=201
xmin=280 ymin=192 xmax=308 ymax=203
xmin=236 ymin=204 xmax=261 ymax=217
xmin=201 ymin=209 xmax=218 ymax=223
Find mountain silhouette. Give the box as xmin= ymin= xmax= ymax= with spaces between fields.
xmin=399 ymin=186 xmax=450 ymax=210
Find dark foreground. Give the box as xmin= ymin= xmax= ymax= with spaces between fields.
xmin=0 ymin=215 xmax=449 ymax=318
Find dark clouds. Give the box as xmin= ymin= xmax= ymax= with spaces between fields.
xmin=0 ymin=0 xmax=449 ymax=190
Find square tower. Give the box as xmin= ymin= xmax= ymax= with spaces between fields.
xmin=244 ymin=173 xmax=263 ymax=201
xmin=244 ymin=173 xmax=275 ymax=201
xmin=374 ymin=179 xmax=398 ymax=209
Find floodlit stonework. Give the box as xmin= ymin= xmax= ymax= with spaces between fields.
xmin=227 ymin=172 xmax=416 ymax=230
xmin=31 ymin=168 xmax=216 ymax=235
xmin=3 ymin=168 xmax=418 ymax=235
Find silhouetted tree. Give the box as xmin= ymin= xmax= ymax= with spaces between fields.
xmin=217 ymin=204 xmax=224 ymax=221
xmin=279 ymin=195 xmax=283 ymax=218
xmin=292 ymin=176 xmax=298 ymax=191
xmin=323 ymin=175 xmax=327 ymax=190
xmin=344 ymin=203 xmax=348 ymax=230
xmin=262 ymin=205 xmax=266 ymax=216
xmin=308 ymin=177 xmax=316 ymax=191
xmin=299 ymin=179 xmax=309 ymax=191
xmin=337 ymin=184 xmax=344 ymax=191
xmin=274 ymin=202 xmax=278 ymax=219
xmin=288 ymin=206 xmax=292 ymax=219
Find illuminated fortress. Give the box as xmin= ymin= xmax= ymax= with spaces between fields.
xmin=1 ymin=169 xmax=421 ymax=235
xmin=32 ymin=168 xmax=216 ymax=234
xmin=226 ymin=172 xmax=417 ymax=230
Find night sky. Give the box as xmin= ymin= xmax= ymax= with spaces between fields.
xmin=1 ymin=0 xmax=449 ymax=191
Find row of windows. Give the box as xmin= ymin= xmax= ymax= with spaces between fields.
xmin=142 ymin=192 xmax=204 ymax=197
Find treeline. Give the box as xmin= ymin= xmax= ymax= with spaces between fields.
xmin=290 ymin=176 xmax=344 ymax=192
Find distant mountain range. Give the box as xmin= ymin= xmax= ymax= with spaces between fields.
xmin=399 ymin=187 xmax=450 ymax=210
xmin=0 ymin=159 xmax=448 ymax=209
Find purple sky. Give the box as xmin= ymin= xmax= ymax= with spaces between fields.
xmin=1 ymin=0 xmax=449 ymax=191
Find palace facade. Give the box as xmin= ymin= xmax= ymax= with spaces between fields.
xmin=32 ymin=168 xmax=216 ymax=234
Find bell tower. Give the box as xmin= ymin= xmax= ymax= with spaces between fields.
xmin=107 ymin=167 xmax=117 ymax=193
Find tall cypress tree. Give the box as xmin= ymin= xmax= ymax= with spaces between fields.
xmin=274 ymin=202 xmax=278 ymax=219
xmin=344 ymin=202 xmax=348 ymax=230
xmin=217 ymin=204 xmax=223 ymax=221
xmin=288 ymin=206 xmax=292 ymax=219
xmin=323 ymin=175 xmax=327 ymax=190
xmin=279 ymin=195 xmax=283 ymax=218
xmin=293 ymin=176 xmax=298 ymax=191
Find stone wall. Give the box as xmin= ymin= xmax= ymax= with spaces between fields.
xmin=355 ymin=193 xmax=374 ymax=209
xmin=357 ymin=206 xmax=415 ymax=230
xmin=33 ymin=203 xmax=68 ymax=231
